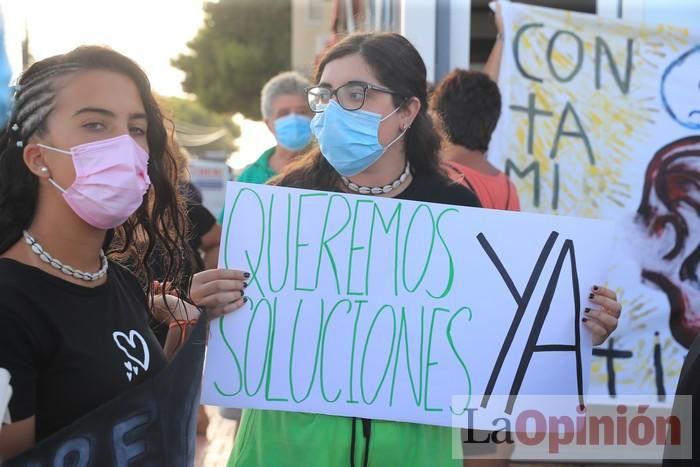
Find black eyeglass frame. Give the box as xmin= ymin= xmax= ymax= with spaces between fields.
xmin=305 ymin=81 xmax=405 ymax=113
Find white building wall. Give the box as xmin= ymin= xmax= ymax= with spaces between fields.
xmin=400 ymin=0 xmax=437 ymax=82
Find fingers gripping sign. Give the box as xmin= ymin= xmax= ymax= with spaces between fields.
xmin=190 ymin=269 xmax=251 ymax=320
xmin=583 ymin=285 xmax=622 ymax=346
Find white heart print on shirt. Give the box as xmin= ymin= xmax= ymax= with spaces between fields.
xmin=112 ymin=330 xmax=150 ymax=382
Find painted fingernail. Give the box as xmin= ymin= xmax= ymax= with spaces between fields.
xmin=582 ymin=317 xmax=588 ymax=322
xmin=588 ymin=293 xmax=595 ymax=299
xmin=584 ymin=308 xmax=591 ymax=313
xmin=241 ymin=289 xmax=245 ymax=296
xmin=243 ymin=281 xmax=248 ymax=288
xmin=593 ymin=286 xmax=599 ymax=291
xmin=243 ymin=272 xmax=250 ymax=279
xmin=243 ymin=297 xmax=248 ymax=303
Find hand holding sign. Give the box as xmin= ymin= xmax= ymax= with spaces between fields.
xmin=190 ymin=268 xmax=249 ymax=318
xmin=585 ymin=286 xmax=621 ymax=345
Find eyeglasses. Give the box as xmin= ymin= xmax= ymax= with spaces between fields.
xmin=305 ymin=81 xmax=403 ymax=113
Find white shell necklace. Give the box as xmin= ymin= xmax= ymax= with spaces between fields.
xmin=342 ymin=162 xmax=411 ymax=195
xmin=23 ymin=230 xmax=108 ymax=282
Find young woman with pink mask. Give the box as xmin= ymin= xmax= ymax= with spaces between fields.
xmin=0 ymin=46 xmax=246 ymax=459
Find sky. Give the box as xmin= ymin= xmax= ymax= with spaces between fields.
xmin=0 ymin=0 xmax=275 ymax=169
xmin=1 ymin=0 xmax=205 ymax=96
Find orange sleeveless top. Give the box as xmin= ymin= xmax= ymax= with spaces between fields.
xmin=443 ymin=161 xmax=521 ymax=211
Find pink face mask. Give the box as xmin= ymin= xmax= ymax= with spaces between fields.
xmin=38 ymin=134 xmax=151 ymax=229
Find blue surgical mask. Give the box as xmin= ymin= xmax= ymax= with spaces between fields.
xmin=310 ymin=100 xmax=405 ymax=177
xmin=274 ymin=114 xmax=312 ymax=151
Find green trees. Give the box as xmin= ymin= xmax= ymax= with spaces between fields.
xmin=172 ymin=0 xmax=292 ymax=120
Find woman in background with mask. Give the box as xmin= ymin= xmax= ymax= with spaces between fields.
xmin=189 ymin=32 xmax=622 ymax=467
xmin=217 ymin=71 xmax=313 ymax=223
xmin=243 ymin=71 xmax=313 ymax=184
xmin=0 ymin=46 xmax=246 ymax=460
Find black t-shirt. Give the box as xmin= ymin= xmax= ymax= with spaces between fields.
xmin=393 ymin=172 xmax=481 ymax=207
xmin=0 ymin=259 xmax=167 ymax=441
xmin=283 ymin=171 xmax=481 ymax=208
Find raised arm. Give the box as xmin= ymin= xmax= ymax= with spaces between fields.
xmin=483 ymin=1 xmax=504 ymax=82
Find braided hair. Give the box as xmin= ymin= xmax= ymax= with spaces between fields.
xmin=0 ymin=46 xmax=187 ymax=301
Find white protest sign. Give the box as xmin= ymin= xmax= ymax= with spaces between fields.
xmin=490 ymin=2 xmax=700 ymax=402
xmin=202 ymin=182 xmax=614 ymax=428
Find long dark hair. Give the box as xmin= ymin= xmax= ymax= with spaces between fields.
xmin=272 ymin=33 xmax=446 ymax=190
xmin=0 ymin=46 xmax=186 ymax=300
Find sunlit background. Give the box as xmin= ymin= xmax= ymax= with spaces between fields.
xmin=0 ymin=0 xmax=275 ymax=171
xmin=2 ymin=0 xmax=697 ymax=175
xmin=0 ymin=0 xmax=698 ymax=213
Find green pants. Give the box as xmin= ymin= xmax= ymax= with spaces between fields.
xmin=228 ymin=409 xmax=460 ymax=467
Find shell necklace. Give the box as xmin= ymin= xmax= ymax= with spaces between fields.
xmin=23 ymin=230 xmax=108 ymax=282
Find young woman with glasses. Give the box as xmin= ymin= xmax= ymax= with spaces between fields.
xmin=187 ymin=32 xmax=623 ymax=467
